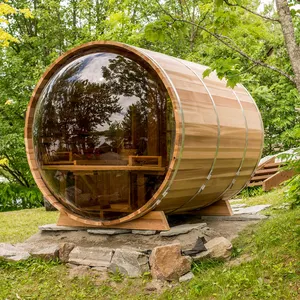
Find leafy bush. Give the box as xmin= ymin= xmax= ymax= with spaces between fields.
xmin=280 ymin=147 xmax=300 ymax=207
xmin=0 ymin=183 xmax=43 ymax=211
xmin=239 ymin=186 xmax=265 ymax=199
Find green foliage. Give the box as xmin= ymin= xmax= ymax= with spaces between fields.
xmin=0 ymin=183 xmax=42 ymax=211
xmin=0 ymin=0 xmax=299 ymax=211
xmin=239 ymin=186 xmax=264 ymax=199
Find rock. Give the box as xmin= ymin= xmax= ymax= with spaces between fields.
xmin=0 ymin=243 xmax=30 ymax=261
xmin=179 ymin=271 xmax=194 ymax=283
xmin=226 ymin=254 xmax=253 ymax=267
xmin=205 ymin=237 xmax=232 ymax=259
xmin=149 ymin=243 xmax=192 ymax=281
xmin=68 ymin=265 xmax=91 ymax=279
xmin=232 ymin=205 xmax=271 ymax=215
xmin=31 ymin=244 xmax=60 ymax=260
xmin=39 ymin=224 xmax=86 ymax=231
xmin=87 ymin=229 xmax=131 ymax=235
xmin=201 ymin=215 xmax=268 ymax=221
xmin=109 ymin=249 xmax=149 ymax=278
xmin=231 ymin=204 xmax=247 ymax=208
xmin=132 ymin=230 xmax=156 ymax=236
xmin=66 ymin=263 xmax=78 ymax=269
xmin=59 ymin=242 xmax=76 ymax=263
xmin=91 ymin=266 xmax=108 ymax=272
xmin=160 ymin=223 xmax=207 ymax=237
xmin=192 ymin=250 xmax=211 ymax=262
xmin=145 ymin=279 xmax=165 ymax=293
xmin=68 ymin=246 xmax=113 ymax=267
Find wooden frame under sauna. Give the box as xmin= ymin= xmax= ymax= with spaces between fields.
xmin=25 ymin=41 xmax=264 ymax=230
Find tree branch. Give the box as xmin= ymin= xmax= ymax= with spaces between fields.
xmin=0 ymin=165 xmax=26 ymax=187
xmin=224 ymin=0 xmax=280 ymax=23
xmin=159 ymin=8 xmax=295 ymax=84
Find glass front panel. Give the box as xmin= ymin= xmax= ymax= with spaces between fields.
xmin=33 ymin=51 xmax=175 ymax=221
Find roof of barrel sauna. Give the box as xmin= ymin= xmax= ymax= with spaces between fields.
xmin=25 ymin=41 xmax=264 ymax=227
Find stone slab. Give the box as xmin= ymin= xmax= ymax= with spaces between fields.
xmin=132 ymin=230 xmax=156 ymax=236
xmin=39 ymin=224 xmax=87 ymax=231
xmin=0 ymin=243 xmax=30 ymax=261
xmin=233 ymin=205 xmax=271 ymax=215
xmin=31 ymin=244 xmax=60 ymax=260
xmin=201 ymin=214 xmax=268 ymax=221
xmin=87 ymin=229 xmax=131 ymax=235
xmin=109 ymin=249 xmax=149 ymax=278
xmin=68 ymin=246 xmax=113 ymax=267
xmin=160 ymin=223 xmax=207 ymax=237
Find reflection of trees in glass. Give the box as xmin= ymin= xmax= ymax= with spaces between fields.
xmin=102 ymin=55 xmax=168 ymax=159
xmin=34 ymin=52 xmax=171 ymax=164
xmin=35 ymin=57 xmax=122 ymax=156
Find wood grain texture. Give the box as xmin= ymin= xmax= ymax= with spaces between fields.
xmin=263 ymin=170 xmax=294 ymax=191
xmin=25 ymin=41 xmax=264 ymax=227
xmin=57 ymin=210 xmax=170 ymax=231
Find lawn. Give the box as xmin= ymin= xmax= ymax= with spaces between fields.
xmin=0 ymin=208 xmax=58 ymax=244
xmin=0 ymin=188 xmax=300 ymax=299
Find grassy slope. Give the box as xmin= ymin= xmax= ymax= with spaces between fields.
xmin=0 ymin=208 xmax=58 ymax=243
xmin=0 ymin=189 xmax=300 ymax=299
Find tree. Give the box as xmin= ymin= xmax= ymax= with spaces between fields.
xmin=0 ymin=1 xmax=32 ymax=47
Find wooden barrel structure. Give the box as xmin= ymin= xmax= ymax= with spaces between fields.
xmin=25 ymin=41 xmax=264 ymax=230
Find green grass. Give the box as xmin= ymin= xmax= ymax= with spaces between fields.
xmin=234 ymin=187 xmax=289 ymax=207
xmin=0 ymin=207 xmax=58 ymax=243
xmin=0 ymin=189 xmax=300 ymax=299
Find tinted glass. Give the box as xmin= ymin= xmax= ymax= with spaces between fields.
xmin=33 ymin=52 xmax=175 ymax=221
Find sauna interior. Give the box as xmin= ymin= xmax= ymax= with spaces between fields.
xmin=33 ymin=51 xmax=175 ymax=221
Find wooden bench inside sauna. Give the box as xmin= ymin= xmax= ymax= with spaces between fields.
xmin=25 ymin=41 xmax=264 ymax=230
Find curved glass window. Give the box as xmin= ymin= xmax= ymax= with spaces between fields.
xmin=33 ymin=51 xmax=175 ymax=221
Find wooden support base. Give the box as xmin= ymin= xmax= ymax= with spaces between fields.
xmin=197 ymin=200 xmax=233 ymax=216
xmin=57 ymin=210 xmax=170 ymax=231
xmin=172 ymin=200 xmax=233 ymax=216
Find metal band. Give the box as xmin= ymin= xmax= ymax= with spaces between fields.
xmin=136 ymin=48 xmax=186 ymax=210
xmin=169 ymin=58 xmax=221 ymax=214
xmin=215 ymin=89 xmax=249 ymax=200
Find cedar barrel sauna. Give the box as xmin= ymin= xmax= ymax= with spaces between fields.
xmin=25 ymin=41 xmax=264 ymax=230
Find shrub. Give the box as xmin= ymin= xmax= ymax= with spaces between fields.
xmin=0 ymin=183 xmax=43 ymax=211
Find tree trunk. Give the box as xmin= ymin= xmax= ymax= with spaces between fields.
xmin=276 ymin=0 xmax=300 ymax=92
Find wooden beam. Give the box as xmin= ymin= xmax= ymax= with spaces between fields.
xmin=263 ymin=170 xmax=294 ymax=191
xmin=57 ymin=210 xmax=170 ymax=231
xmin=172 ymin=199 xmax=233 ymax=216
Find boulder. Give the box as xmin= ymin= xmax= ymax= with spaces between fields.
xmin=31 ymin=244 xmax=60 ymax=260
xmin=109 ymin=249 xmax=149 ymax=278
xmin=59 ymin=242 xmax=76 ymax=263
xmin=68 ymin=246 xmax=113 ymax=267
xmin=0 ymin=243 xmax=30 ymax=261
xmin=204 ymin=237 xmax=232 ymax=259
xmin=149 ymin=243 xmax=191 ymax=281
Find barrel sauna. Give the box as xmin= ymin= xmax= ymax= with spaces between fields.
xmin=25 ymin=41 xmax=264 ymax=230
